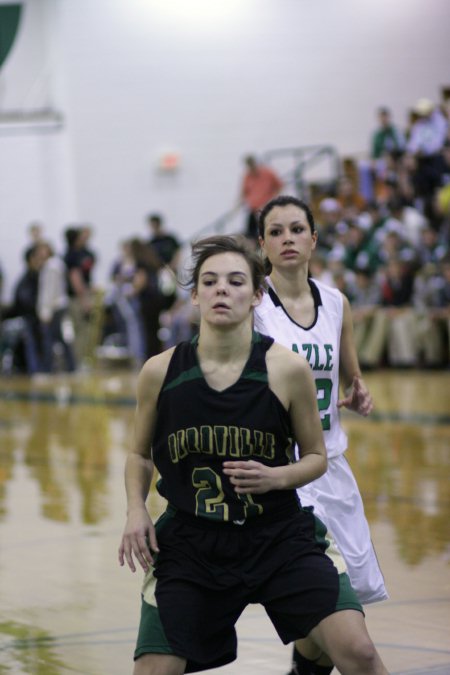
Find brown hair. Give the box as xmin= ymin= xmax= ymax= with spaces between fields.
xmin=187 ymin=235 xmax=265 ymax=291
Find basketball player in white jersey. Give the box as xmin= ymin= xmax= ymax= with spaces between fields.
xmin=255 ymin=196 xmax=388 ymax=675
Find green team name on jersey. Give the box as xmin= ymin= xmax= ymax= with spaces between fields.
xmin=292 ymin=342 xmax=333 ymax=371
xmin=167 ymin=425 xmax=294 ymax=464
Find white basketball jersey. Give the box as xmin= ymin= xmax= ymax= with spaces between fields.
xmin=254 ymin=277 xmax=347 ymax=458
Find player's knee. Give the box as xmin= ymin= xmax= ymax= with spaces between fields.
xmin=348 ymin=637 xmax=378 ymax=671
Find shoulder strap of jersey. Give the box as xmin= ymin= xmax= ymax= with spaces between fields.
xmin=159 ymin=339 xmax=202 ymax=395
xmin=242 ymin=331 xmax=273 ymax=382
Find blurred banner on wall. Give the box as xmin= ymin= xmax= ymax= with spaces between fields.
xmin=0 ymin=4 xmax=22 ymax=69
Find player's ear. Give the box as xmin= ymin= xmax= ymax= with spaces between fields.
xmin=251 ymin=288 xmax=263 ymax=308
xmin=191 ymin=288 xmax=199 ymax=306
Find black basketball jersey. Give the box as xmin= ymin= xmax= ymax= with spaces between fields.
xmin=151 ymin=332 xmax=299 ymax=523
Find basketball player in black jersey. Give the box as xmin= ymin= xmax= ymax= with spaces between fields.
xmin=119 ymin=235 xmax=389 ymax=675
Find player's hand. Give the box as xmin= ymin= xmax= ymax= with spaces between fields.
xmin=118 ymin=506 xmax=159 ymax=573
xmin=223 ymin=460 xmax=282 ymax=494
xmin=337 ymin=375 xmax=373 ymax=417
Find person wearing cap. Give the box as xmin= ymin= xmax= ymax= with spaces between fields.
xmin=406 ymin=98 xmax=449 ymax=218
xmin=407 ymin=98 xmax=448 ymax=157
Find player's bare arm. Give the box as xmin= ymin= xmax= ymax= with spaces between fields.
xmin=338 ymin=294 xmax=373 ymax=416
xmin=119 ymin=349 xmax=174 ymax=572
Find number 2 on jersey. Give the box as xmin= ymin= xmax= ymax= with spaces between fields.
xmin=315 ymin=378 xmax=332 ymax=431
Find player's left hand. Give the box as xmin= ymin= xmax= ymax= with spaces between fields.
xmin=337 ymin=375 xmax=373 ymax=417
xmin=223 ymin=460 xmax=281 ymax=494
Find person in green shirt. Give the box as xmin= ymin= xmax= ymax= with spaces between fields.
xmin=371 ymin=107 xmax=405 ymax=160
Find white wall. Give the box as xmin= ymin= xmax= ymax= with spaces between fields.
xmin=1 ymin=0 xmax=450 ymax=301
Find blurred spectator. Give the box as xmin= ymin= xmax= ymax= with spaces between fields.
xmin=10 ymin=246 xmax=44 ymax=373
xmin=146 ymin=213 xmax=180 ymax=269
xmin=130 ymin=238 xmax=165 ymax=358
xmin=351 ymin=268 xmax=384 ymax=368
xmin=371 ymin=107 xmax=405 ymax=161
xmin=63 ymin=226 xmax=97 ymax=368
xmin=342 ymin=221 xmax=380 ymax=274
xmin=380 ymin=257 xmax=417 ymax=367
xmin=331 ymin=267 xmax=356 ymax=301
xmin=309 ymin=254 xmax=335 ymax=287
xmin=367 ymin=109 xmax=405 ymax=203
xmin=36 ymin=242 xmax=76 ymax=373
xmin=407 ymin=98 xmax=448 ymax=157
xmin=416 ymin=225 xmax=448 ymax=266
xmin=336 ymin=176 xmax=366 ymax=220
xmin=315 ymin=197 xmax=345 ymax=257
xmin=376 ymin=225 xmax=418 ymax=269
xmin=240 ymin=155 xmax=283 ymax=241
xmin=413 ymin=257 xmax=450 ymax=367
xmin=106 ymin=239 xmax=146 ymax=366
xmin=406 ymin=98 xmax=449 ymax=218
xmin=385 ymin=197 xmax=428 ymax=247
xmin=159 ymin=285 xmax=198 ymax=349
xmin=373 ymin=160 xmax=415 ymax=209
xmin=346 ymin=254 xmax=418 ymax=370
xmin=436 ymin=139 xmax=450 ymax=186
xmin=364 ymin=200 xmax=389 ymax=237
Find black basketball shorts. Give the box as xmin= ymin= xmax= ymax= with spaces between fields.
xmin=134 ymin=506 xmax=362 ymax=672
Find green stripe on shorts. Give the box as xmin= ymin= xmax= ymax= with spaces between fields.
xmin=134 ymin=599 xmax=174 ymax=660
xmin=135 ymin=508 xmax=180 ymax=660
xmin=336 ymin=572 xmax=363 ymax=614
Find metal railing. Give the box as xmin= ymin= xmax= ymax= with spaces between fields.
xmin=185 ymin=143 xmax=341 ymax=245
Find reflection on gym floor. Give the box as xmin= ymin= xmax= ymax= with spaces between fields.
xmin=0 ymin=369 xmax=449 ymax=674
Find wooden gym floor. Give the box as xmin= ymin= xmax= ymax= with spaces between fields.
xmin=0 ymin=368 xmax=449 ymax=674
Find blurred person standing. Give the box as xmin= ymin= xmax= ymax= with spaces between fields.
xmin=37 ymin=242 xmax=76 ymax=373
xmin=10 ymin=246 xmax=44 ymax=374
xmin=240 ymin=155 xmax=283 ymax=242
xmin=107 ymin=239 xmax=146 ymax=366
xmin=146 ymin=213 xmax=180 ymax=269
xmin=130 ymin=238 xmax=165 ymax=358
xmin=371 ymin=107 xmax=405 ymax=163
xmin=63 ymin=226 xmax=97 ymax=368
xmin=406 ymin=97 xmax=449 ymax=218
xmin=145 ymin=213 xmax=179 ymax=312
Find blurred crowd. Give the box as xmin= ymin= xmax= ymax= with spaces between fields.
xmin=0 ymin=214 xmax=185 ymax=376
xmin=307 ymin=95 xmax=450 ymax=370
xmin=1 ymin=93 xmax=449 ymax=376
